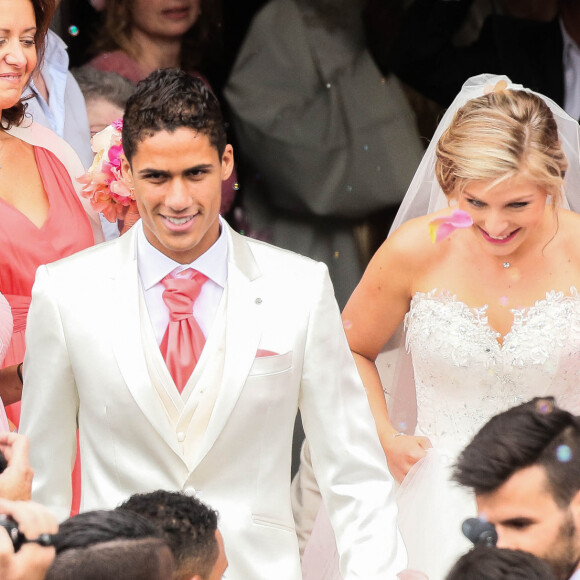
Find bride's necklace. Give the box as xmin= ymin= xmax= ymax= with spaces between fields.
xmin=503 ymin=261 xmax=511 ymax=269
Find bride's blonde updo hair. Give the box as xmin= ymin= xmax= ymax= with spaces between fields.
xmin=435 ymin=90 xmax=568 ymax=204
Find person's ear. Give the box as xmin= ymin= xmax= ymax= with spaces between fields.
xmin=570 ymin=487 xmax=580 ymax=519
xmin=220 ymin=145 xmax=234 ymax=181
xmin=121 ymin=155 xmax=134 ymax=186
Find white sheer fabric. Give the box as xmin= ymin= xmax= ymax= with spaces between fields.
xmin=390 ymin=73 xmax=580 ymax=233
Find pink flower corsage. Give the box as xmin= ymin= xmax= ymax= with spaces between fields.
xmin=428 ymin=209 xmax=473 ymax=243
xmin=78 ymin=118 xmax=137 ymax=223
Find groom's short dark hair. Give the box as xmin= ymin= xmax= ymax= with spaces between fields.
xmin=122 ymin=68 xmax=227 ymax=163
xmin=117 ymin=490 xmax=219 ymax=580
xmin=453 ymin=398 xmax=580 ymax=507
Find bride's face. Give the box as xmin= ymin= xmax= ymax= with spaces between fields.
xmin=0 ymin=0 xmax=37 ymax=112
xmin=456 ymin=174 xmax=549 ymax=259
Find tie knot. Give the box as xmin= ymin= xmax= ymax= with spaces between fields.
xmin=162 ymin=269 xmax=208 ymax=321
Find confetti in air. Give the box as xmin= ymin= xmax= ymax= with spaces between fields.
xmin=557 ymin=444 xmax=572 ymax=463
xmin=68 ymin=25 xmax=79 ymax=37
xmin=428 ymin=210 xmax=473 ymax=243
xmin=536 ymin=399 xmax=554 ymax=415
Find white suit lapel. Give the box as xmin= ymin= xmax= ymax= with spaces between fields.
xmin=109 ymin=228 xmax=183 ymax=459
xmin=193 ymin=226 xmax=264 ymax=466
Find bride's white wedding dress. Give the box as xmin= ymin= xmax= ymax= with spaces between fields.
xmin=302 ymin=287 xmax=580 ymax=580
xmin=396 ymin=287 xmax=580 ymax=579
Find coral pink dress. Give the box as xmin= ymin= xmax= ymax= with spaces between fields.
xmin=0 ymin=146 xmax=94 ymax=416
xmin=0 ymin=293 xmax=13 ymax=433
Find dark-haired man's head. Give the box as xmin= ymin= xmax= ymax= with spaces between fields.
xmin=454 ymin=398 xmax=580 ymax=580
xmin=121 ymin=68 xmax=227 ymax=165
xmin=118 ymin=490 xmax=226 ymax=580
xmin=120 ymin=68 xmax=234 ymax=266
xmin=45 ymin=538 xmax=174 ymax=580
xmin=446 ymin=546 xmax=556 ymax=580
xmin=54 ymin=509 xmax=162 ymax=553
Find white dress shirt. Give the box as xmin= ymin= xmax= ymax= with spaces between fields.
xmin=24 ymin=30 xmax=94 ymax=169
xmin=561 ymin=18 xmax=580 ymax=121
xmin=136 ymin=218 xmax=228 ymax=344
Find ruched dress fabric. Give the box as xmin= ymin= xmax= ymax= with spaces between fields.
xmin=0 ymin=293 xmax=13 ymax=432
xmin=397 ymin=288 xmax=580 ymax=579
xmin=0 ymin=146 xmax=94 ymax=414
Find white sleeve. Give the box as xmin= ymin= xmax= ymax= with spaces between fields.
xmin=20 ymin=265 xmax=78 ymax=522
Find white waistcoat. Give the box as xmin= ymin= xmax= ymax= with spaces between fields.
xmin=139 ymin=286 xmax=228 ymax=471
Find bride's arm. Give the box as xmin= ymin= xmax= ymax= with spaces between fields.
xmin=343 ymin=224 xmax=432 ymax=482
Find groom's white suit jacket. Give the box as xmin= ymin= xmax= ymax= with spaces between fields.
xmin=20 ymin=222 xmax=405 ymax=579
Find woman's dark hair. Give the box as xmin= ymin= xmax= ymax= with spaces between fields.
xmin=91 ymin=0 xmax=222 ymax=77
xmin=2 ymin=0 xmax=56 ymax=129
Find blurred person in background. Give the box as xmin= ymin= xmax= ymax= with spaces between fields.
xmin=393 ymin=0 xmax=580 ymax=120
xmin=71 ymin=65 xmax=133 ymax=137
xmin=225 ymin=0 xmax=423 ymax=308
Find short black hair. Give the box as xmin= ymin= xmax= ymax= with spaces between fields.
xmin=446 ymin=547 xmax=556 ymax=580
xmin=454 ymin=398 xmax=580 ymax=506
xmin=45 ymin=538 xmax=174 ymax=580
xmin=118 ymin=490 xmax=219 ymax=580
xmin=122 ymin=68 xmax=227 ymax=163
xmin=54 ymin=509 xmax=162 ymax=553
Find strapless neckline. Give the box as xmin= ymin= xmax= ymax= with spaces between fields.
xmin=409 ymin=287 xmax=580 ymax=348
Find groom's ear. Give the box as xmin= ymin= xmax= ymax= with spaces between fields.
xmin=121 ymin=154 xmax=133 ymax=186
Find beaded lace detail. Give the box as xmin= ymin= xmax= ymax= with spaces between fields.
xmin=404 ymin=288 xmax=580 ymax=452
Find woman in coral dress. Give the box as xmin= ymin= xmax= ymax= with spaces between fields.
xmin=0 ymin=0 xmax=102 ymax=367
xmin=0 ymin=0 xmax=103 ymax=510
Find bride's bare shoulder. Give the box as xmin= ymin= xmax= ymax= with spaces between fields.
xmin=383 ymin=209 xmax=452 ymax=260
xmin=557 ymin=208 xmax=580 ymax=249
xmin=558 ymin=207 xmax=580 ymax=227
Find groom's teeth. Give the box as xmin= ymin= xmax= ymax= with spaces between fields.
xmin=166 ymin=216 xmax=193 ymax=225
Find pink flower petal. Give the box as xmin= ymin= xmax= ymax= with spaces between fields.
xmin=428 ymin=210 xmax=473 ymax=243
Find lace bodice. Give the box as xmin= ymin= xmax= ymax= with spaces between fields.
xmin=404 ymin=288 xmax=580 ymax=453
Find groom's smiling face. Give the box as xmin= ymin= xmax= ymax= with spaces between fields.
xmin=122 ymin=127 xmax=234 ymax=264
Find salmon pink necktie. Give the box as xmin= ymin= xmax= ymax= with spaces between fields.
xmin=159 ymin=269 xmax=208 ymax=393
